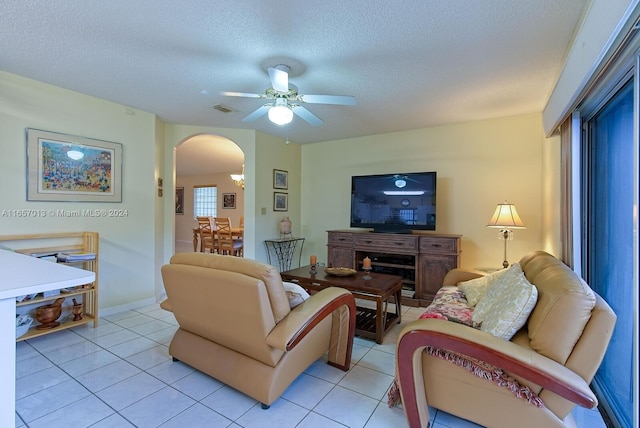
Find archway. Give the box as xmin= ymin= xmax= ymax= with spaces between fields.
xmin=174 ymin=134 xmax=244 ymax=253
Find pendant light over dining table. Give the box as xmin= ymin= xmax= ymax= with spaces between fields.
xmin=230 ymin=164 xmax=245 ymax=190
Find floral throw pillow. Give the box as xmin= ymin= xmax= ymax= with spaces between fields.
xmin=419 ymin=286 xmax=474 ymax=327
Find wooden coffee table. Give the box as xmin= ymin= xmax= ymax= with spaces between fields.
xmin=281 ymin=266 xmax=402 ymax=344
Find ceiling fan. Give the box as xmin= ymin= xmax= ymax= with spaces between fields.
xmin=221 ymin=64 xmax=356 ymax=126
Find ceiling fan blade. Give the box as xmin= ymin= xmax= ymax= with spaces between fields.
xmin=299 ymin=94 xmax=357 ymax=105
xmin=221 ymin=91 xmax=263 ymax=98
xmin=242 ymin=104 xmax=271 ymax=122
xmin=291 ymin=105 xmax=323 ymax=126
xmin=268 ymin=67 xmax=289 ymax=93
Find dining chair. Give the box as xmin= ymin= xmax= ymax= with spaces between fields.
xmin=196 ymin=216 xmax=217 ymax=253
xmin=214 ymin=217 xmax=243 ymax=256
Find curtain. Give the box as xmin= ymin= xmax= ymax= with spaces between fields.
xmin=559 ymin=116 xmax=573 ymax=266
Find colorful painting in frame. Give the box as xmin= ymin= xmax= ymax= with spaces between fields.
xmin=27 ymin=128 xmax=122 ymax=202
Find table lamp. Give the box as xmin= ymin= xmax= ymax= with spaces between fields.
xmin=486 ymin=202 xmax=526 ymax=268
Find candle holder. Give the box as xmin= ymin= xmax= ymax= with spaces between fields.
xmin=363 ymin=266 xmax=372 ymax=280
xmin=309 ymin=263 xmax=317 ymax=275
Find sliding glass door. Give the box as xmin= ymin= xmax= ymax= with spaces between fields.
xmin=582 ymin=79 xmax=635 ymax=428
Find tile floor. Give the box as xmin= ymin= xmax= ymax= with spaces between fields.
xmin=15 ymin=301 xmax=608 ymax=428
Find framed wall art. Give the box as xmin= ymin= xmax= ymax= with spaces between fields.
xmin=26 ymin=128 xmax=123 ymax=202
xmin=274 ymin=192 xmax=288 ymax=211
xmin=175 ymin=187 xmax=184 ymax=214
xmin=273 ymin=169 xmax=288 ymax=190
xmin=223 ymin=192 xmax=236 ymax=209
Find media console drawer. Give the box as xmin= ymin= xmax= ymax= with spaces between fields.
xmin=328 ymin=232 xmax=354 ymax=246
xmin=354 ymin=234 xmax=418 ymax=252
xmin=419 ymin=236 xmax=458 ymax=254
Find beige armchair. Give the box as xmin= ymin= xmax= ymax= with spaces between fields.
xmin=396 ymin=251 xmax=616 ymax=428
xmin=160 ymin=252 xmax=356 ymax=408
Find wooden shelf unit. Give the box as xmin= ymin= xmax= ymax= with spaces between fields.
xmin=1 ymin=232 xmax=99 ymax=341
xmin=327 ymin=230 xmax=461 ymax=307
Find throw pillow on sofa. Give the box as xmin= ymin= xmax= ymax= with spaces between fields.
xmin=283 ymin=281 xmax=310 ymax=308
xmin=472 ymin=267 xmax=538 ymax=340
xmin=419 ymin=286 xmax=475 ymax=326
xmin=459 ymin=264 xmax=519 ymax=307
xmin=458 ymin=274 xmax=491 ymax=307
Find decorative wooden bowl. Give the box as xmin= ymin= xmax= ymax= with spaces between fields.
xmin=35 ymin=297 xmax=65 ymax=329
xmin=325 ymin=267 xmax=357 ymax=277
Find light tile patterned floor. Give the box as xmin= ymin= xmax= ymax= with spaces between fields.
xmin=15 ymin=300 xmax=607 ymax=428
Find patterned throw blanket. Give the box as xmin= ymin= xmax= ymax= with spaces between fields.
xmin=388 ymin=287 xmax=544 ymax=408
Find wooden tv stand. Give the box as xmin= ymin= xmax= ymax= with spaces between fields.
xmin=327 ymin=230 xmax=461 ymax=307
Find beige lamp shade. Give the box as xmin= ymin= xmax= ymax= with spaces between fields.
xmin=486 ymin=202 xmax=525 ymax=268
xmin=486 ymin=202 xmax=526 ymax=229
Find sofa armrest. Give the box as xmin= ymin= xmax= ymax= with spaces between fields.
xmin=266 ymin=287 xmax=356 ymax=370
xmin=442 ymin=268 xmax=486 ymax=286
xmin=397 ymin=319 xmax=596 ymax=428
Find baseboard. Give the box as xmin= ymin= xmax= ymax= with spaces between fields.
xmin=99 ymin=297 xmax=158 ymax=318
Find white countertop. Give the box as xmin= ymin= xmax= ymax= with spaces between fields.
xmin=0 ymin=249 xmax=95 ymax=299
xmin=0 ymin=249 xmax=96 ymax=425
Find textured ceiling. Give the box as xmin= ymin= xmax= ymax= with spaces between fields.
xmin=1 ymin=1 xmax=588 ymax=173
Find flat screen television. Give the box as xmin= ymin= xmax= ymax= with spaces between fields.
xmin=350 ymin=171 xmax=437 ymax=233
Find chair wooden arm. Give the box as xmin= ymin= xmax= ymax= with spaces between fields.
xmin=397 ymin=319 xmax=596 ymax=428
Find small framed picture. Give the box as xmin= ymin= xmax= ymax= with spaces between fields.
xmin=273 ymin=169 xmax=288 ymax=189
xmin=274 ymin=192 xmax=288 ymax=211
xmin=222 ymin=192 xmax=236 ymax=209
xmin=175 ymin=187 xmax=184 ymax=214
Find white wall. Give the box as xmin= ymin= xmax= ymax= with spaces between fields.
xmin=0 ymin=71 xmax=159 ymax=310
xmin=301 ymin=113 xmax=558 ymax=270
xmin=254 ymin=132 xmax=302 ymax=264
xmin=154 ymin=117 xmax=167 ymax=301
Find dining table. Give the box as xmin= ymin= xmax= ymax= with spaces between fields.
xmin=192 ymin=227 xmax=243 ymax=252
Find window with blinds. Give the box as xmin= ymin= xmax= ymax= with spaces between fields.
xmin=193 ymin=185 xmax=217 ymax=218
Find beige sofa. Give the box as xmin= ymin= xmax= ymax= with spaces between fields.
xmin=396 ymin=250 xmax=616 ymax=428
xmin=160 ymin=253 xmax=356 ymax=408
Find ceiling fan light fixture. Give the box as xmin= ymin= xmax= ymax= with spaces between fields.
xmin=268 ymin=101 xmax=293 ymax=125
xmin=223 ymin=62 xmax=356 ymax=126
